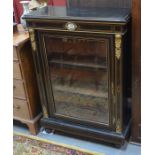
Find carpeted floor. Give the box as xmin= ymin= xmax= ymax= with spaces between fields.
xmin=13 ymin=133 xmax=99 ymax=155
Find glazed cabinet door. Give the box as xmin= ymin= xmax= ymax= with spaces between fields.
xmin=35 ymin=30 xmax=115 ymax=130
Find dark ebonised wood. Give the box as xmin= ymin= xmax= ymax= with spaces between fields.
xmin=24 ymin=6 xmax=130 ymax=23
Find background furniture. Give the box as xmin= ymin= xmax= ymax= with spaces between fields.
xmin=13 ymin=0 xmax=23 ymax=23
xmin=13 ymin=25 xmax=42 ymax=134
xmin=131 ymin=0 xmax=141 ymax=144
xmin=13 ymin=0 xmax=66 ymax=24
xmin=25 ymin=6 xmax=131 ymax=146
xmin=67 ymin=0 xmax=131 ymax=8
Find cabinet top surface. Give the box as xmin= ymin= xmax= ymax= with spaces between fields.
xmin=24 ymin=6 xmax=130 ymax=23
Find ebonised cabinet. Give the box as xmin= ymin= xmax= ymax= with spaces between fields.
xmin=24 ymin=6 xmax=131 ymax=146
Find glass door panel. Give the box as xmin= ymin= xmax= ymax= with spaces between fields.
xmin=44 ymin=36 xmax=109 ymax=125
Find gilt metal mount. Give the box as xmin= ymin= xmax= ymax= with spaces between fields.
xmin=116 ymin=119 xmax=122 ymax=133
xmin=42 ymin=104 xmax=48 ymax=118
xmin=65 ymin=22 xmax=77 ymax=31
xmin=29 ymin=28 xmax=37 ymax=52
xmin=115 ymin=34 xmax=122 ymax=59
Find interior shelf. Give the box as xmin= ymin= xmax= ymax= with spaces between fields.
xmin=49 ymin=59 xmax=107 ymax=70
xmin=53 ymin=84 xmax=108 ymax=98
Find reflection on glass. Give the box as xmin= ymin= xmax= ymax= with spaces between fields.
xmin=45 ymin=36 xmax=109 ymax=124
